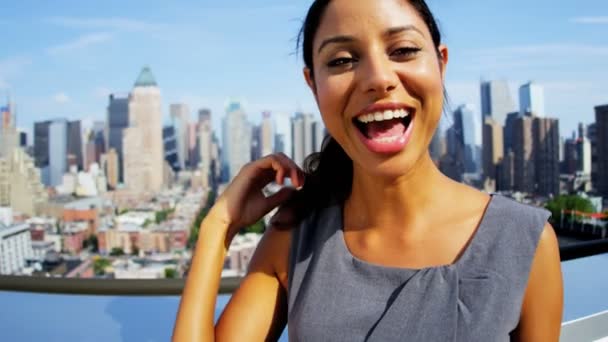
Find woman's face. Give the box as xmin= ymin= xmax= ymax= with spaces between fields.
xmin=306 ymin=0 xmax=448 ymax=179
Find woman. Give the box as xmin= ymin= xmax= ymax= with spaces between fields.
xmin=173 ymin=0 xmax=563 ymax=340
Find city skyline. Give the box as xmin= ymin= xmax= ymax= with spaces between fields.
xmin=0 ymin=0 xmax=607 ymax=139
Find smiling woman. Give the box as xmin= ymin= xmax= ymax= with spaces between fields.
xmin=172 ymin=1 xmax=563 ymax=341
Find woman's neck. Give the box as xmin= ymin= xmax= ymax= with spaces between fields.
xmin=344 ymin=153 xmax=453 ymax=232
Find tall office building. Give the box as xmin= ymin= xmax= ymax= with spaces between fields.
xmin=0 ymin=104 xmax=47 ymax=215
xmin=513 ymin=116 xmax=534 ymax=193
xmin=66 ymin=120 xmax=83 ymax=170
xmin=519 ymin=81 xmax=545 ymax=117
xmin=123 ymin=66 xmax=165 ymax=194
xmin=587 ymin=123 xmax=598 ymax=189
xmin=170 ymin=103 xmax=190 ymax=170
xmin=260 ymin=112 xmax=274 ymax=157
xmin=163 ymin=126 xmax=179 ymax=171
xmin=48 ymin=120 xmax=68 ymax=187
xmin=480 ymin=80 xmax=515 ymax=126
xmin=0 ymin=103 xmax=18 ymax=156
xmin=292 ymin=113 xmax=316 ymax=167
xmin=101 ymin=148 xmax=119 ymax=189
xmin=482 ymin=117 xmax=503 ymax=191
xmin=595 ymin=105 xmax=608 ymax=197
xmin=274 ymin=113 xmax=292 ymax=159
xmin=198 ymin=112 xmax=213 ymax=189
xmin=503 ymin=111 xmax=520 ymax=155
xmin=107 ymin=93 xmax=129 ymax=183
xmin=453 ymin=104 xmax=479 ymax=173
xmin=222 ymin=101 xmax=251 ymax=181
xmin=533 ymin=117 xmax=560 ymax=196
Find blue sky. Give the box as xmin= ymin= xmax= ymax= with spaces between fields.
xmin=1 ymin=0 xmax=607 ymax=140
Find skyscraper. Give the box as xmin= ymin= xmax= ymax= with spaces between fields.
xmin=123 ymin=66 xmax=165 ymax=194
xmin=587 ymin=123 xmax=598 ymax=189
xmin=163 ymin=126 xmax=179 ymax=171
xmin=198 ymin=112 xmax=213 ymax=189
xmin=102 ymin=148 xmax=119 ymax=189
xmin=274 ymin=113 xmax=292 ymax=159
xmin=292 ymin=113 xmax=316 ymax=167
xmin=480 ymin=80 xmax=515 ymax=126
xmin=170 ymin=103 xmax=190 ymax=170
xmin=503 ymin=111 xmax=520 ymax=155
xmin=33 ymin=121 xmax=51 ymax=169
xmin=533 ymin=117 xmax=560 ymax=196
xmin=453 ymin=104 xmax=479 ymax=173
xmin=482 ymin=117 xmax=503 ymax=191
xmin=513 ymin=116 xmax=534 ymax=194
xmin=260 ymin=111 xmax=274 ymax=157
xmin=48 ymin=120 xmax=68 ymax=187
xmin=66 ymin=120 xmax=83 ymax=170
xmin=222 ymin=101 xmax=251 ymax=181
xmin=107 ymin=93 xmax=129 ymax=182
xmin=519 ymin=81 xmax=545 ymax=117
xmin=595 ymin=105 xmax=608 ymax=196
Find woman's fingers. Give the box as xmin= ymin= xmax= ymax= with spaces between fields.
xmin=274 ymin=153 xmax=305 ymax=188
xmin=244 ymin=153 xmax=304 ymax=188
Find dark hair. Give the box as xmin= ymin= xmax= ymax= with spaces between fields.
xmin=273 ymin=0 xmax=444 ymax=227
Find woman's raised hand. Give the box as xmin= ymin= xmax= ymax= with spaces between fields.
xmin=206 ymin=153 xmax=305 ymax=241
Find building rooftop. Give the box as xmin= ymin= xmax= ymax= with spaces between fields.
xmin=134 ymin=66 xmax=157 ymax=88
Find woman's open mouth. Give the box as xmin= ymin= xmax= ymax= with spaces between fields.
xmin=352 ymin=107 xmax=415 ymax=154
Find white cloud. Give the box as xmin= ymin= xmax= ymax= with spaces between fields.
xmin=46 ymin=32 xmax=112 ymax=56
xmin=47 ymin=17 xmax=161 ymax=32
xmin=570 ymin=16 xmax=608 ymax=24
xmin=53 ymin=92 xmax=70 ymax=104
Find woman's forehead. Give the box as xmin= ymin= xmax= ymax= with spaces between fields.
xmin=317 ymin=0 xmax=426 ymax=37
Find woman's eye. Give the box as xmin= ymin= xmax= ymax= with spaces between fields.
xmin=327 ymin=57 xmax=354 ymax=67
xmin=391 ymin=47 xmax=422 ymax=57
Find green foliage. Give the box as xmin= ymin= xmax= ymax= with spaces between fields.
xmin=241 ymin=219 xmax=265 ymax=235
xmin=545 ymin=195 xmax=595 ymax=226
xmin=155 ymin=208 xmax=175 ymax=224
xmin=119 ymin=208 xmax=130 ymax=215
xmin=110 ymin=247 xmax=125 ymax=256
xmin=93 ymin=258 xmax=111 ymax=275
xmin=143 ymin=219 xmax=152 ymax=228
xmin=188 ymin=191 xmax=217 ymax=248
xmin=164 ymin=268 xmax=177 ymax=279
xmin=131 ymin=246 xmax=139 ymax=256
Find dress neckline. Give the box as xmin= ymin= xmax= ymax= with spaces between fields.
xmin=336 ymin=194 xmax=497 ymax=273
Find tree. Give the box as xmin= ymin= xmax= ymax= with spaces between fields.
xmin=93 ymin=258 xmax=111 ymax=276
xmin=165 ymin=268 xmax=177 ymax=279
xmin=545 ymin=195 xmax=595 ymax=226
xmin=131 ymin=246 xmax=140 ymax=256
xmin=110 ymin=247 xmax=125 ymax=256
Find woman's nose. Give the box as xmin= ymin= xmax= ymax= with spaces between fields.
xmin=359 ymin=54 xmax=398 ymax=96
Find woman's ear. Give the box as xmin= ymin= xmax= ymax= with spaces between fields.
xmin=303 ymin=67 xmax=317 ymax=97
xmin=437 ymin=45 xmax=448 ymax=82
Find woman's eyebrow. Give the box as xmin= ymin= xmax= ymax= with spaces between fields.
xmin=318 ymin=35 xmax=356 ymax=54
xmin=317 ymin=25 xmax=424 ymax=54
xmin=384 ymin=25 xmax=425 ymax=38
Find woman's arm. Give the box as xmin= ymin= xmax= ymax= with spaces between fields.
xmin=215 ymin=226 xmax=291 ymax=340
xmin=172 ymin=153 xmax=303 ymax=341
xmin=513 ymin=223 xmax=563 ymax=342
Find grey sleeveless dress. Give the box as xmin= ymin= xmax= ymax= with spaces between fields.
xmin=287 ymin=195 xmax=551 ymax=341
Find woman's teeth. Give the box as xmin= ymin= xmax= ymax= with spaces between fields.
xmin=356 ymin=109 xmax=410 ymax=123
